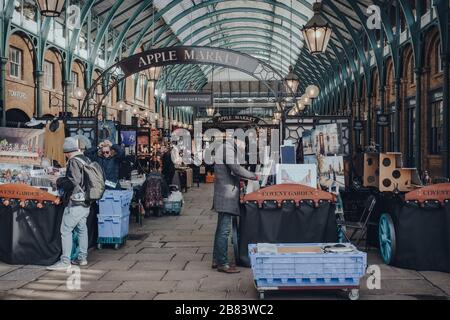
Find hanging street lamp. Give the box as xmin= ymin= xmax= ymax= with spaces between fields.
xmin=145 ymin=66 xmax=162 ymax=82
xmin=306 ymin=85 xmax=320 ymax=99
xmin=36 ymin=0 xmax=65 ymax=17
xmin=274 ymin=111 xmax=282 ymax=121
xmin=301 ymin=2 xmax=332 ymax=54
xmin=206 ymin=106 xmax=215 ymax=117
xmin=285 ymin=65 xmax=300 ymax=95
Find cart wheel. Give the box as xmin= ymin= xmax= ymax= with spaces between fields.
xmin=114 ymin=243 xmax=120 ymax=250
xmin=379 ymin=213 xmax=396 ymax=265
xmin=97 ymin=243 xmax=103 ymax=250
xmin=259 ymin=292 xmax=265 ymax=300
xmin=348 ymin=289 xmax=359 ymax=301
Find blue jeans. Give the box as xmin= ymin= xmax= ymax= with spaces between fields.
xmin=60 ymin=205 xmax=90 ymax=264
xmin=213 ymin=212 xmax=233 ymax=266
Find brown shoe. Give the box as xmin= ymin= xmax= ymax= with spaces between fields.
xmin=217 ymin=265 xmax=240 ymax=274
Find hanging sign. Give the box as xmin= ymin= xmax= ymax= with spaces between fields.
xmin=166 ymin=93 xmax=212 ymax=107
xmin=212 ymin=115 xmax=265 ymax=125
xmin=377 ymin=114 xmax=390 ymax=127
xmin=118 ymin=46 xmax=260 ymax=77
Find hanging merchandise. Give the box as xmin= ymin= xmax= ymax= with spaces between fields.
xmin=44 ymin=120 xmax=66 ymax=167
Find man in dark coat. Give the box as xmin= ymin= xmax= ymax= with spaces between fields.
xmin=161 ymin=146 xmax=176 ymax=186
xmin=212 ymin=138 xmax=259 ymax=273
xmin=85 ymin=139 xmax=124 ymax=189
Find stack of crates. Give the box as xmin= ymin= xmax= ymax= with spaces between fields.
xmin=249 ymin=243 xmax=367 ymax=288
xmin=97 ymin=190 xmax=133 ymax=249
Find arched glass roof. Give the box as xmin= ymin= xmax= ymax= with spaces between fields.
xmin=86 ymin=0 xmax=397 ymax=92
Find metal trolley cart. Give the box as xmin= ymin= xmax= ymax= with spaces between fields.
xmin=249 ymin=243 xmax=367 ymax=300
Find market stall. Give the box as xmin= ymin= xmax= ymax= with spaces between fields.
xmin=237 ymin=184 xmax=338 ymax=267
xmin=374 ymin=183 xmax=450 ymax=272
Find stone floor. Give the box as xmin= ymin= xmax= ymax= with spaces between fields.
xmin=1 ymin=183 xmax=450 ymax=300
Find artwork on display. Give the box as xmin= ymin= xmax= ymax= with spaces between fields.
xmin=121 ymin=131 xmax=137 ymax=146
xmin=0 ymin=127 xmax=45 ymax=165
xmin=98 ymin=121 xmax=117 ymax=144
xmin=276 ymin=164 xmax=317 ymax=189
xmin=318 ymin=155 xmax=345 ymax=188
xmin=120 ymin=131 xmax=137 ymax=155
xmin=296 ymin=138 xmax=304 ymax=164
xmin=313 ymin=123 xmax=342 ymax=156
xmin=0 ymin=163 xmax=33 ymax=184
xmin=281 ymin=145 xmax=296 ymax=164
xmin=302 ymin=130 xmax=315 ymax=155
xmin=304 ymin=155 xmax=318 ymax=166
xmin=137 ymin=135 xmax=150 ymax=155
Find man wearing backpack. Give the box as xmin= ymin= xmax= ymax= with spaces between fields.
xmin=47 ymin=137 xmax=104 ymax=271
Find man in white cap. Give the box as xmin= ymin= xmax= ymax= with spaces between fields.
xmin=47 ymin=137 xmax=92 ymax=270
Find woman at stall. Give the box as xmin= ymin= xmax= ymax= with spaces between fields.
xmin=85 ymin=140 xmax=125 ymax=189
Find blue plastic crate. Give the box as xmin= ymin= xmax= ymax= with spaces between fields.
xmin=99 ymin=190 xmax=133 ymax=217
xmin=249 ymin=243 xmax=367 ymax=288
xmin=97 ymin=214 xmax=130 ymax=239
xmin=162 ymin=200 xmax=182 ymax=215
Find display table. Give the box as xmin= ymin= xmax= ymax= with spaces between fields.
xmin=237 ymin=184 xmax=338 ymax=267
xmin=0 ymin=184 xmax=97 ymax=265
xmin=373 ymin=184 xmax=450 ymax=273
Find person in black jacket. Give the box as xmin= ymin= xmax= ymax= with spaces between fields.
xmin=85 ymin=139 xmax=125 ymax=189
xmin=48 ymin=137 xmax=92 ymax=271
xmin=161 ymin=146 xmax=176 ymax=187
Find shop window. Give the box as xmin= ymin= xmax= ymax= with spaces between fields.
xmin=437 ymin=42 xmax=443 ymax=73
xmin=136 ymin=74 xmax=146 ymax=101
xmin=44 ymin=60 xmax=54 ymax=89
xmin=429 ymin=90 xmax=444 ymax=155
xmin=9 ymin=46 xmax=22 ymax=79
xmin=406 ymin=97 xmax=416 ymax=165
xmin=72 ymin=71 xmax=79 ymax=93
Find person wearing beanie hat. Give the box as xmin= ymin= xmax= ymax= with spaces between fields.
xmin=63 ymin=137 xmax=80 ymax=153
xmin=47 ymin=137 xmax=92 ymax=271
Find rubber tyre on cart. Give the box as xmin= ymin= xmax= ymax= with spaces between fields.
xmin=379 ymin=213 xmax=397 ymax=265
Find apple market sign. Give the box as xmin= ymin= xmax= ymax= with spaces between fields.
xmin=82 ymin=46 xmax=292 ymax=117
xmin=119 ymin=47 xmax=260 ymax=76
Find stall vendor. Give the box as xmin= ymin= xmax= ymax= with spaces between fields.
xmin=85 ymin=140 xmax=125 ymax=189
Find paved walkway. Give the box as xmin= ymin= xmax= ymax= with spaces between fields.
xmin=1 ymin=183 xmax=450 ymax=300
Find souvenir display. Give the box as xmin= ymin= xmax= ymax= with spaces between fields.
xmin=0 ymin=127 xmax=45 ymax=165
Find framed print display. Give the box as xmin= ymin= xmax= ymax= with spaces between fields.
xmin=276 ymin=164 xmax=317 ymax=188
xmin=313 ymin=123 xmax=343 ymax=156
xmin=318 ymin=155 xmax=345 ymax=188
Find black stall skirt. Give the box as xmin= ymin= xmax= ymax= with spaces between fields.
xmin=0 ymin=204 xmax=98 ymax=266
xmin=238 ymin=201 xmax=338 ymax=267
xmin=377 ymin=196 xmax=450 ymax=272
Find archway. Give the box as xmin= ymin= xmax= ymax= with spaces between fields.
xmin=81 ymin=46 xmax=297 ymax=118
xmin=6 ymin=108 xmax=31 ymax=128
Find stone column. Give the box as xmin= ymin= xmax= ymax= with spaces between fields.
xmin=34 ymin=70 xmax=44 ymax=118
